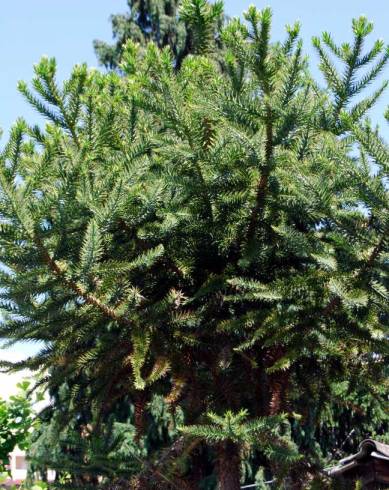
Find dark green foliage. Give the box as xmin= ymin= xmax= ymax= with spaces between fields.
xmin=0 ymin=4 xmax=388 ymax=489
xmin=28 ymin=385 xmax=183 ymax=488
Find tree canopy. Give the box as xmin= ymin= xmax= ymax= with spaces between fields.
xmin=0 ymin=2 xmax=388 ymax=489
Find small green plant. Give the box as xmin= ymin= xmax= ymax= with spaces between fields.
xmin=0 ymin=471 xmax=8 ymax=484
xmin=0 ymin=381 xmax=35 ymax=472
xmin=30 ymin=483 xmax=48 ymax=490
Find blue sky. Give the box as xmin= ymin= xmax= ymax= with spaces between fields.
xmin=1 ymin=0 xmax=389 ymax=136
xmin=1 ymin=0 xmax=389 ymax=357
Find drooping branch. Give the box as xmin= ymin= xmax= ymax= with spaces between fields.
xmin=34 ymin=235 xmax=133 ymax=328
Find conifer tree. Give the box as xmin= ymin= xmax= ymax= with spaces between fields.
xmin=0 ymin=3 xmax=388 ymax=489
xmin=94 ymin=0 xmax=225 ymax=69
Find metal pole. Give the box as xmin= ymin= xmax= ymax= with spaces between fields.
xmin=241 ymin=480 xmax=276 ymax=489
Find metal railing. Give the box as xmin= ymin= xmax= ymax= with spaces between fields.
xmin=241 ymin=480 xmax=275 ymax=488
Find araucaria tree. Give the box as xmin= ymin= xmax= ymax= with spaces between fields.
xmin=0 ymin=2 xmax=388 ymax=489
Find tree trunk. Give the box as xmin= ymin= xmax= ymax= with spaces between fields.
xmin=216 ymin=441 xmax=241 ymax=490
xmin=130 ymin=474 xmax=155 ymax=490
xmin=134 ymin=391 xmax=148 ymax=442
xmin=187 ymin=442 xmax=208 ymax=489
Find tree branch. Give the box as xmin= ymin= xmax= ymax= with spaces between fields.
xmin=34 ymin=235 xmax=132 ymax=328
xmin=246 ymin=106 xmax=273 ymax=242
xmin=321 ymin=228 xmax=387 ymax=318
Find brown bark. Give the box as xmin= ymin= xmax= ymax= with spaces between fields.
xmin=269 ymin=369 xmax=290 ymax=415
xmin=363 ymin=229 xmax=386 ymax=272
xmin=216 ymin=441 xmax=241 ymax=490
xmin=263 ymin=346 xmax=290 ymax=416
xmin=186 ymin=442 xmax=208 ymax=489
xmin=134 ymin=391 xmax=148 ymax=442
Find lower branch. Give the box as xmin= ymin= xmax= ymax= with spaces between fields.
xmin=34 ymin=235 xmax=132 ymax=328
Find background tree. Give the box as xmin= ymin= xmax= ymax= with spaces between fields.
xmin=94 ymin=0 xmax=225 ymax=70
